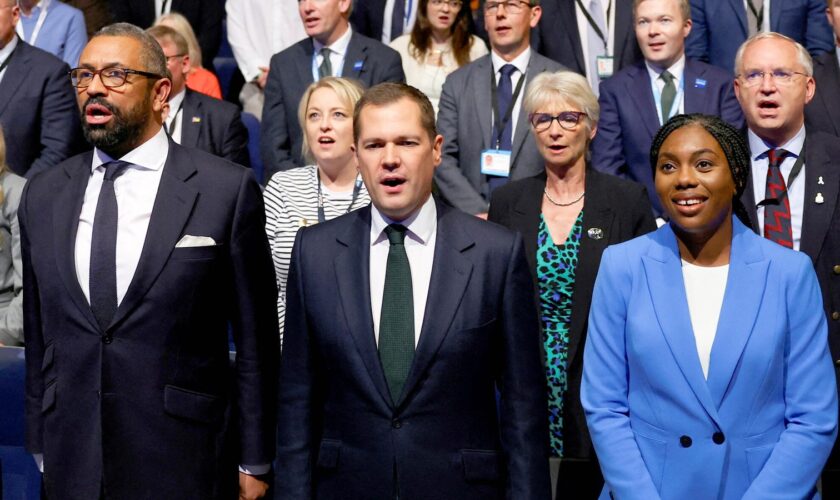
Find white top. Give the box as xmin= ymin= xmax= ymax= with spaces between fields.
xmin=312 ymin=25 xmax=353 ymax=80
xmin=263 ymin=165 xmax=370 ymax=343
xmin=381 ymin=0 xmax=419 ymax=43
xmin=748 ymin=125 xmax=805 ymax=250
xmin=681 ymin=260 xmax=729 ymax=379
xmin=645 ymin=54 xmax=686 ymax=124
xmin=743 ymin=0 xmax=771 ymax=32
xmin=225 ymin=0 xmax=307 ymax=82
xmin=164 ymin=89 xmax=185 ymax=144
xmin=576 ymin=0 xmax=616 ymax=87
xmin=369 ymin=195 xmax=437 ymax=346
xmin=389 ymin=34 xmax=488 ymax=116
xmin=490 ymin=47 xmax=530 ymax=146
xmin=75 ymin=127 xmax=168 ymax=306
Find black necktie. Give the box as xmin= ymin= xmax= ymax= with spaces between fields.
xmin=390 ymin=0 xmax=405 ymax=41
xmin=378 ymin=224 xmax=415 ymax=403
xmin=496 ymin=64 xmax=516 ymax=151
xmin=89 ymin=161 xmax=129 ymax=330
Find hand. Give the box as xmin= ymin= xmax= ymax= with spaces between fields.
xmin=239 ymin=472 xmax=269 ymax=500
xmin=475 ymin=212 xmax=488 ymax=220
xmin=256 ymin=67 xmax=269 ymax=90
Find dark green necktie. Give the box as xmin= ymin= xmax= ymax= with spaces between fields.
xmin=318 ymin=47 xmax=332 ymax=79
xmin=660 ymin=70 xmax=676 ymax=123
xmin=379 ymin=224 xmax=415 ymax=403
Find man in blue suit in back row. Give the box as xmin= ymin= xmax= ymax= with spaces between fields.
xmin=592 ymin=0 xmax=743 ymax=218
xmin=276 ymin=83 xmax=551 ymax=499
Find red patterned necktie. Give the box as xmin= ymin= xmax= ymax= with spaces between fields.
xmin=763 ymin=148 xmax=794 ymax=249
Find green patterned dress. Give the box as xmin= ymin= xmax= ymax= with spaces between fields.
xmin=536 ymin=211 xmax=583 ymax=457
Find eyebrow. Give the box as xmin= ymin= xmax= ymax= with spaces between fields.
xmin=78 ymin=62 xmax=124 ymax=70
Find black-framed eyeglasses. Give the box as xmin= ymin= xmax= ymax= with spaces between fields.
xmin=738 ymin=69 xmax=808 ymax=87
xmin=484 ymin=0 xmax=531 ymax=15
xmin=69 ymin=67 xmax=164 ymax=89
xmin=529 ymin=111 xmax=587 ymax=131
xmin=429 ymin=0 xmax=463 ymax=8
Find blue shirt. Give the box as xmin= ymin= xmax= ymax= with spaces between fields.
xmin=18 ymin=0 xmax=86 ymax=67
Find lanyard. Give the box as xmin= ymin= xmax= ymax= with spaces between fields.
xmin=161 ymin=0 xmax=170 ymax=15
xmin=489 ymin=67 xmax=526 ymax=150
xmin=745 ymin=0 xmax=764 ymax=31
xmin=402 ymin=0 xmax=413 ymax=28
xmin=15 ymin=0 xmax=50 ymax=47
xmin=166 ymin=99 xmax=184 ymax=137
xmin=757 ymin=143 xmax=806 ymax=207
xmin=574 ymin=0 xmax=611 ymax=51
xmin=0 ymin=40 xmax=19 ymax=75
xmin=316 ymin=170 xmax=364 ymax=223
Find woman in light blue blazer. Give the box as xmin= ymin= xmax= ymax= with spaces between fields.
xmin=581 ymin=114 xmax=838 ymax=499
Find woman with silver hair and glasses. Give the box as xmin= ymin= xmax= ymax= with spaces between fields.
xmin=488 ymin=70 xmax=655 ymax=497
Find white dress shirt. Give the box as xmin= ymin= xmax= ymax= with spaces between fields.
xmin=225 ymin=0 xmax=307 ymax=82
xmin=748 ymin=125 xmax=806 ymax=250
xmin=682 ymin=260 xmax=729 ymax=379
xmin=645 ymin=54 xmax=686 ymax=124
xmin=0 ymin=35 xmax=19 ymax=85
xmin=490 ymin=47 xmax=531 ymax=146
xmin=576 ymin=0 xmax=616 ymax=87
xmin=312 ymin=25 xmax=353 ymax=81
xmin=743 ymin=0 xmax=771 ymax=32
xmin=164 ymin=89 xmax=185 ymax=144
xmin=369 ymin=196 xmax=437 ymax=346
xmin=381 ymin=0 xmax=418 ymax=44
xmin=155 ymin=0 xmax=172 ymax=15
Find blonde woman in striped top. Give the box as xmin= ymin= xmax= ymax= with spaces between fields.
xmin=264 ymin=77 xmax=370 ymax=343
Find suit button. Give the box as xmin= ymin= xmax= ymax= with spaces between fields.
xmin=712 ymin=432 xmax=725 ymax=444
xmin=679 ymin=435 xmax=692 ymax=448
xmin=833 ymin=312 xmax=840 ymax=321
xmin=102 ymin=335 xmax=112 ymax=344
xmin=392 ymin=419 xmax=402 ymax=429
xmin=835 ymin=359 xmax=840 ymax=367
xmin=834 ymin=265 xmax=840 ymax=275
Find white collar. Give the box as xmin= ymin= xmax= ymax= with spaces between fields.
xmin=371 ymin=195 xmax=437 ymax=246
xmin=0 ymin=33 xmax=19 ymax=56
xmin=490 ymin=46 xmax=531 ymax=75
xmin=167 ymin=89 xmax=186 ymax=119
xmin=313 ymin=24 xmax=353 ymax=57
xmin=92 ymin=127 xmax=170 ymax=172
xmin=748 ymin=124 xmax=806 ymax=160
xmin=645 ymin=54 xmax=686 ymax=83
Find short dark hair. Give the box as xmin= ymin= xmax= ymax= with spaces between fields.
xmin=93 ymin=23 xmax=169 ymax=79
xmin=353 ymin=83 xmax=437 ymax=143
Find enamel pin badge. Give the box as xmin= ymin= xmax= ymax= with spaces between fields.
xmin=587 ymin=228 xmax=604 ymax=240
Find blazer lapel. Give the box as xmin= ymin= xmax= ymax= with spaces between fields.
xmin=399 ymin=202 xmax=474 ymax=408
xmin=728 ymin=0 xmax=749 ymax=37
xmin=511 ymin=55 xmax=546 ymax=164
xmin=683 ymin=60 xmax=707 ymax=114
xmin=613 ymin=0 xmax=634 ymax=68
xmin=53 ymin=153 xmax=101 ymax=332
xmin=334 ymin=207 xmax=393 ymax=408
xmin=510 ymin=176 xmax=545 ymax=282
xmin=626 ymin=65 xmax=660 ymax=137
xmin=294 ymin=39 xmax=316 ymax=89
xmin=474 ymin=57 xmax=493 ymax=152
xmin=800 ymin=135 xmax=839 ymax=259
xmin=178 ymin=91 xmax=201 ymax=149
xmin=342 ymin=33 xmax=368 ymax=81
xmin=0 ymin=40 xmax=30 ymax=117
xmin=108 ymin=143 xmax=198 ymax=330
xmin=642 ymin=226 xmax=720 ymax=425
xmin=559 ymin=0 xmax=586 ymax=73
xmin=816 ymin=56 xmax=840 ymax=136
xmin=706 ymin=220 xmax=767 ymax=409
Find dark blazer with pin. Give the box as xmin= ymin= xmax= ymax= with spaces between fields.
xmin=488 ymin=169 xmax=655 ymax=495
xmin=178 ymin=89 xmax=250 ymax=168
xmin=0 ymin=40 xmax=82 ymax=178
xmin=592 ymin=59 xmax=744 ymax=217
xmin=276 ymin=200 xmax=552 ymax=500
xmin=20 ymin=142 xmax=279 ymax=499
xmin=740 ymin=129 xmax=840 ymax=464
xmin=534 ymin=0 xmax=642 ymax=79
xmin=806 ymin=51 xmax=840 ymax=138
xmin=435 ymin=52 xmax=564 ymax=215
xmin=260 ymin=32 xmax=405 ymax=181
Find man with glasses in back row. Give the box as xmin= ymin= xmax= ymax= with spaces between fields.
xmin=21 ymin=23 xmax=278 ymax=500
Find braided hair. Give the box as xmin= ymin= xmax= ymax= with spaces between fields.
xmin=649 ymin=113 xmax=753 ymax=229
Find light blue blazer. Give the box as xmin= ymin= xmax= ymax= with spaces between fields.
xmin=582 ymin=218 xmax=838 ymax=500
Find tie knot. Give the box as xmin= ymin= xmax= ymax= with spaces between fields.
xmin=385 ymin=224 xmax=408 ymax=245
xmin=767 ymin=148 xmax=789 ymax=167
xmin=319 ymin=47 xmax=331 ymax=58
xmin=103 ymin=161 xmax=130 ymax=182
xmin=660 ymin=70 xmax=675 ymax=84
xmin=499 ymin=64 xmax=516 ymax=78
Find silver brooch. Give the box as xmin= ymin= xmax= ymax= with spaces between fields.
xmin=587 ymin=227 xmax=604 ymax=240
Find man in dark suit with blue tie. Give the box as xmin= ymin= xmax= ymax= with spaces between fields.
xmin=276 ymin=83 xmax=551 ymax=500
xmin=0 ymin=0 xmax=82 ymax=177
xmin=20 ymin=23 xmax=278 ymax=500
xmin=591 ymin=0 xmax=743 ymax=218
xmin=260 ymin=0 xmax=405 ymax=181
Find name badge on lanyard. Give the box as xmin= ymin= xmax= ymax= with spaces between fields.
xmin=480 ymin=149 xmax=512 ymax=177
xmin=15 ymin=0 xmax=50 ymax=46
xmin=596 ymin=56 xmax=614 ymax=79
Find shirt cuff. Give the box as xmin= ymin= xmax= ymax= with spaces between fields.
xmin=33 ymin=453 xmax=44 ymax=473
xmin=239 ymin=463 xmax=270 ymax=476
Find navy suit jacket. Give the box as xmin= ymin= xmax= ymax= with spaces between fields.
xmin=686 ymin=0 xmax=834 ymax=72
xmin=108 ymin=0 xmax=224 ymax=64
xmin=534 ymin=0 xmax=642 ymax=77
xmin=260 ymin=32 xmax=405 ymax=182
xmin=591 ymin=59 xmax=744 ymax=216
xmin=349 ymin=0 xmax=387 ymax=39
xmin=20 ymin=142 xmax=279 ymax=500
xmin=0 ymin=40 xmax=81 ymax=178
xmin=178 ymin=89 xmax=250 ymax=168
xmin=276 ymin=200 xmax=551 ymax=500
xmin=806 ymin=51 xmax=840 ymax=137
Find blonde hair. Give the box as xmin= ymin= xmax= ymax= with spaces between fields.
xmin=297 ymin=77 xmax=364 ymax=164
xmin=523 ymin=70 xmax=600 ymax=133
xmin=154 ymin=12 xmax=203 ymax=68
xmin=734 ymin=32 xmax=813 ymax=76
xmin=633 ymin=0 xmax=691 ymax=21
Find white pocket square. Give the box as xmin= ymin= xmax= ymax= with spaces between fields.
xmin=176 ymin=235 xmax=217 ymax=248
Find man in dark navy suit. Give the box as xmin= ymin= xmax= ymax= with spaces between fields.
xmin=805 ymin=0 xmax=840 ymax=136
xmin=0 ymin=0 xmax=81 ymax=177
xmin=260 ymin=0 xmax=404 ymax=181
xmin=591 ymin=0 xmax=743 ymax=218
xmin=276 ymin=83 xmax=551 ymax=500
xmin=21 ymin=23 xmax=277 ymax=500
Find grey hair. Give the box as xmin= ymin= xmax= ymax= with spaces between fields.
xmin=734 ymin=31 xmax=813 ymax=77
xmin=92 ymin=23 xmax=170 ymax=79
xmin=523 ymin=70 xmax=600 ymax=132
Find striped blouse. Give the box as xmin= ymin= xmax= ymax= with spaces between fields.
xmin=263 ymin=165 xmax=371 ymax=343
